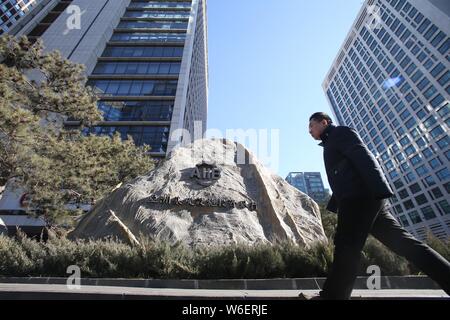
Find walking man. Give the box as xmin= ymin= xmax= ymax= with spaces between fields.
xmin=306 ymin=112 xmax=450 ymax=300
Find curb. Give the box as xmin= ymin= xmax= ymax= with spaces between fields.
xmin=0 ymin=276 xmax=441 ymax=290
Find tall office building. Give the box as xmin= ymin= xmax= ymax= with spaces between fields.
xmin=323 ymin=0 xmax=450 ymax=240
xmin=286 ymin=172 xmax=329 ymax=203
xmin=6 ymin=0 xmax=208 ymax=157
xmin=0 ymin=0 xmax=42 ymax=35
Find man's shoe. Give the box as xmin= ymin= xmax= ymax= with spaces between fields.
xmin=298 ymin=292 xmax=322 ymax=300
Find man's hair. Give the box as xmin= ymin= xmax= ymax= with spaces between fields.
xmin=309 ymin=112 xmax=333 ymax=124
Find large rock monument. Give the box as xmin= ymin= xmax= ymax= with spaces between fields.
xmin=69 ymin=139 xmax=327 ymax=248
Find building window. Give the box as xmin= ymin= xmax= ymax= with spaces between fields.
xmin=405 ymin=172 xmax=417 ymax=183
xmin=421 ymin=206 xmax=436 ymax=220
xmin=430 ymin=62 xmax=445 ymax=77
xmin=410 ymin=128 xmax=421 ymax=138
xmin=414 ymin=194 xmax=428 ymax=206
xmin=98 ymin=101 xmax=174 ymax=122
xmin=416 ymin=165 xmax=429 ymax=177
xmin=430 ymin=94 xmax=445 ymax=109
xmin=88 ymin=80 xmax=178 ymax=96
xmin=444 ymin=182 xmax=450 ymax=194
xmin=93 ymin=62 xmax=181 ymax=75
xmin=423 ymin=116 xmax=437 ymax=129
xmin=438 ymin=38 xmax=450 ymax=54
xmin=424 ymin=25 xmax=438 ymax=41
xmin=409 ymin=183 xmax=421 ymax=194
xmin=404 ymin=200 xmax=415 ymax=210
xmin=390 ymin=170 xmax=399 ymax=179
xmin=398 ymin=189 xmax=410 ymax=199
xmin=429 ymin=157 xmax=443 ymax=170
xmin=438 ymin=200 xmax=450 ymax=215
xmin=422 ymin=148 xmax=434 ymax=159
xmin=405 ymin=145 xmax=416 ymax=156
xmin=417 ymin=77 xmax=430 ymax=91
xmin=395 ymin=204 xmax=404 ymax=214
xmin=436 ymin=168 xmax=450 ymax=182
xmin=394 ymin=179 xmax=404 ymax=189
xmin=401 ymin=162 xmax=411 ymax=173
xmin=430 ymin=126 xmax=445 ymax=139
xmin=399 ymin=215 xmax=410 ymax=227
xmin=405 ymin=117 xmax=416 ymax=129
xmin=423 ymin=85 xmax=437 ymax=99
xmin=424 ymin=175 xmax=436 ymax=187
xmin=410 ymin=155 xmax=422 ymax=166
xmin=408 ymin=211 xmax=423 ymax=224
xmin=437 ymin=136 xmax=450 ymax=150
xmin=431 ymin=187 xmax=444 ymax=199
xmin=437 ymin=103 xmax=449 ymax=118
xmin=416 ymin=137 xmax=427 ymax=148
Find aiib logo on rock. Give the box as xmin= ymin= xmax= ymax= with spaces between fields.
xmin=190 ymin=161 xmax=221 ymax=187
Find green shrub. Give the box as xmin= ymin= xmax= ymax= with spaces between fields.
xmin=360 ymin=236 xmax=410 ymax=276
xmin=137 ymin=238 xmax=197 ymax=279
xmin=195 ymin=244 xmax=286 ymax=279
xmin=426 ymin=233 xmax=450 ymax=261
xmin=1 ymin=231 xmax=449 ymax=279
xmin=0 ymin=235 xmax=34 ymax=276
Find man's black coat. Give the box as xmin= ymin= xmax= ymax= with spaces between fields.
xmin=321 ymin=124 xmax=394 ymax=213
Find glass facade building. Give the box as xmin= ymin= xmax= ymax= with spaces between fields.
xmin=323 ymin=0 xmax=450 ymax=240
xmin=0 ymin=0 xmax=41 ymax=35
xmin=286 ymin=172 xmax=328 ymax=203
xmin=7 ymin=0 xmax=208 ymax=157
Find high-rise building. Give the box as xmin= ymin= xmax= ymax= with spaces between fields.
xmin=323 ymin=0 xmax=450 ymax=240
xmin=6 ymin=0 xmax=208 ymax=158
xmin=0 ymin=0 xmax=42 ymax=35
xmin=286 ymin=172 xmax=329 ymax=203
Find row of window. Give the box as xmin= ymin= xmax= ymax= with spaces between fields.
xmin=393 ymin=177 xmax=450 ymax=203
xmin=93 ymin=62 xmax=181 ymax=75
xmin=385 ymin=0 xmax=450 ymax=57
xmin=102 ymin=46 xmax=184 ymax=58
xmin=128 ymin=2 xmax=192 ymax=9
xmin=123 ymin=11 xmax=190 ymax=19
xmin=368 ymin=25 xmax=449 ymax=103
xmin=0 ymin=0 xmax=39 ymax=34
xmin=397 ymin=198 xmax=450 ymax=227
xmin=110 ymin=33 xmax=186 ymax=42
xmin=342 ymin=9 xmax=446 ymax=112
xmin=391 ymin=165 xmax=450 ymax=199
xmin=117 ymin=21 xmax=188 ymax=30
xmin=83 ymin=125 xmax=170 ymax=151
xmin=388 ymin=151 xmax=447 ymax=174
xmin=373 ymin=27 xmax=450 ymax=97
xmin=88 ymin=80 xmax=178 ymax=96
xmin=387 ymin=137 xmax=450 ymax=172
xmin=98 ymin=101 xmax=173 ymax=122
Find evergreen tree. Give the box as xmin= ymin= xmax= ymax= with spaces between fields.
xmin=0 ymin=36 xmax=155 ymax=223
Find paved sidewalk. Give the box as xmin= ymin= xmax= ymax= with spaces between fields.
xmin=0 ymin=283 xmax=448 ymax=300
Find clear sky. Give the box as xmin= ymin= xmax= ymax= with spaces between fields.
xmin=206 ymin=0 xmax=365 ymax=188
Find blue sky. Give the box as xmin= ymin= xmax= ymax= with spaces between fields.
xmin=206 ymin=0 xmax=364 ymax=188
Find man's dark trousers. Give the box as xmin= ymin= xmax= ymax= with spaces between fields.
xmin=320 ymin=196 xmax=450 ymax=300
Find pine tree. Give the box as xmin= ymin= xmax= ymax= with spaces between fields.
xmin=0 ymin=36 xmax=155 ymax=223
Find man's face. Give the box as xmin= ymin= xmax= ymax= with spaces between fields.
xmin=309 ymin=119 xmax=329 ymax=141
